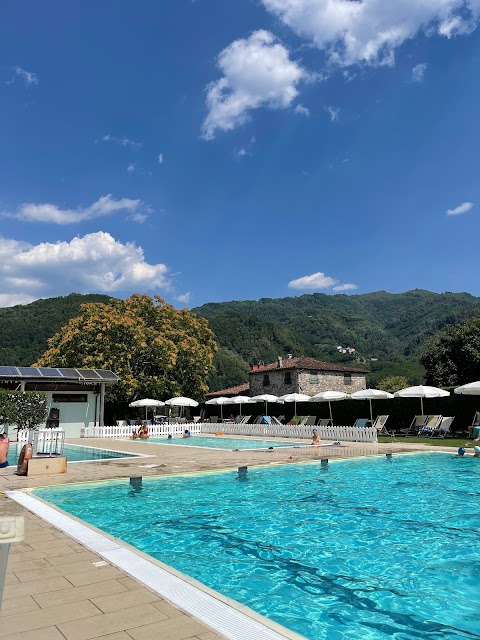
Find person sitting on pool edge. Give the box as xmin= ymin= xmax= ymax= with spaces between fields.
xmin=0 ymin=433 xmax=9 ymax=468
xmin=311 ymin=429 xmax=320 ymax=446
xmin=138 ymin=423 xmax=149 ymax=440
xmin=183 ymin=429 xmax=191 ymax=438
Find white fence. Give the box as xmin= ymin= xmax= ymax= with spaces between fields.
xmin=81 ymin=423 xmax=203 ymax=439
xmin=200 ymin=423 xmax=377 ymax=443
xmin=80 ymin=422 xmax=377 ymax=443
xmin=18 ymin=428 xmax=65 ymax=443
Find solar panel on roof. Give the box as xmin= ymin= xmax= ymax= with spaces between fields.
xmin=95 ymin=370 xmax=119 ymax=380
xmin=0 ymin=366 xmax=19 ymax=376
xmin=38 ymin=368 xmax=63 ymax=377
xmin=18 ymin=367 xmax=43 ymax=377
xmin=58 ymin=368 xmax=81 ymax=378
xmin=77 ymin=369 xmax=102 ymax=380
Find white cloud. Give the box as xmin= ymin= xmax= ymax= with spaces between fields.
xmin=127 ymin=164 xmax=136 ymax=173
xmin=7 ymin=194 xmax=147 ymax=225
xmin=294 ymin=104 xmax=310 ymax=116
xmin=326 ymin=105 xmax=339 ymax=121
xmin=176 ymin=292 xmax=191 ymax=304
xmin=158 ymin=153 xmax=164 ymax=164
xmin=261 ymin=0 xmax=480 ymax=66
xmin=99 ymin=134 xmax=143 ymax=150
xmin=0 ymin=232 xmax=171 ymax=307
xmin=236 ymin=146 xmax=248 ymax=157
xmin=412 ymin=63 xmax=427 ymax=82
xmin=289 ymin=271 xmax=357 ymax=292
xmin=202 ymin=30 xmax=305 ymax=139
xmin=447 ymin=201 xmax=474 ymax=215
xmin=332 ymin=283 xmax=358 ymax=292
xmin=15 ymin=66 xmax=38 ymax=86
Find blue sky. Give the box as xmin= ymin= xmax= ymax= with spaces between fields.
xmin=1 ymin=0 xmax=480 ymax=308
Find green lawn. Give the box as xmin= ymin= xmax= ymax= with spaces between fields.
xmin=378 ymin=435 xmax=475 ymax=447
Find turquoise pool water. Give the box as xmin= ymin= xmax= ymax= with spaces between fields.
xmin=7 ymin=443 xmax=138 ymax=465
xmin=34 ymin=453 xmax=480 ymax=639
xmin=147 ymin=436 xmax=308 ymax=450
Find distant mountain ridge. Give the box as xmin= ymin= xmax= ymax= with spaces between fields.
xmin=0 ymin=290 xmax=479 ymax=392
xmin=193 ymin=289 xmax=480 ymax=390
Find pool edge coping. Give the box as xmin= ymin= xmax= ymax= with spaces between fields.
xmin=6 ymin=489 xmax=307 ymax=640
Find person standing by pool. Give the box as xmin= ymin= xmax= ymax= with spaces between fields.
xmin=311 ymin=429 xmax=320 ymax=446
xmin=0 ymin=433 xmax=9 ymax=468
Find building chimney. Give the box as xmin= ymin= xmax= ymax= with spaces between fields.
xmin=277 ymin=356 xmax=283 ymax=368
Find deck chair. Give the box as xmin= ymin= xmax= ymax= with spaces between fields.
xmin=399 ymin=415 xmax=428 ymax=436
xmin=430 ymin=416 xmax=454 ymax=438
xmin=209 ymin=416 xmax=219 ymax=424
xmin=303 ymin=416 xmax=316 ymax=426
xmin=353 ymin=418 xmax=369 ymax=428
xmin=467 ymin=412 xmax=480 ymax=437
xmin=270 ymin=416 xmax=284 ymax=425
xmin=372 ymin=415 xmax=390 ymax=435
xmin=289 ymin=416 xmax=305 ymax=425
xmin=116 ymin=420 xmax=127 ymax=427
xmin=192 ymin=416 xmax=202 ymax=423
xmin=418 ymin=415 xmax=442 ymax=436
xmin=316 ymin=418 xmax=333 ymax=427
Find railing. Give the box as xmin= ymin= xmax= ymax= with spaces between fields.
xmin=80 ymin=422 xmax=377 ymax=443
xmin=18 ymin=428 xmax=65 ymax=443
xmin=200 ymin=423 xmax=377 ymax=442
xmin=81 ymin=423 xmax=203 ymax=439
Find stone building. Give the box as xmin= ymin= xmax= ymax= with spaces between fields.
xmin=249 ymin=356 xmax=367 ymax=396
xmin=206 ymin=356 xmax=367 ymax=399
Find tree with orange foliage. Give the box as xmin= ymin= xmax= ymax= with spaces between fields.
xmin=35 ymin=294 xmax=217 ymax=402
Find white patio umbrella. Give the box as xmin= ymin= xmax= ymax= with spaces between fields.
xmin=205 ymin=396 xmax=230 ymax=421
xmin=279 ymin=393 xmax=311 ymax=417
xmin=129 ymin=398 xmax=165 ymax=421
xmin=394 ymin=385 xmax=450 ymax=416
xmin=350 ymin=389 xmax=394 ymax=422
xmin=251 ymin=394 xmax=283 ymax=415
xmin=310 ymin=391 xmax=348 ymax=423
xmin=165 ymin=396 xmax=199 ymax=418
xmin=224 ymin=395 xmax=256 ymax=417
xmin=454 ymin=381 xmax=480 ymax=395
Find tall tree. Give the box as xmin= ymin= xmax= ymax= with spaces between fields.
xmin=377 ymin=376 xmax=410 ymax=393
xmin=421 ymin=317 xmax=480 ymax=386
xmin=35 ymin=294 xmax=217 ymax=402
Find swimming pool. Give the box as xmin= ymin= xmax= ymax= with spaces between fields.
xmin=146 ymin=436 xmax=308 ymax=450
xmin=33 ymin=453 xmax=480 ymax=639
xmin=6 ymin=443 xmax=140 ymax=465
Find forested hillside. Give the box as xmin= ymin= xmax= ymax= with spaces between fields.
xmin=0 ymin=294 xmax=111 ymax=365
xmin=0 ymin=290 xmax=479 ymax=393
xmin=194 ymin=290 xmax=480 ymax=390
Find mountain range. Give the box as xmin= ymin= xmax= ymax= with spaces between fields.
xmin=0 ymin=290 xmax=479 ymax=392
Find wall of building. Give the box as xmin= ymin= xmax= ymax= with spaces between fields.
xmin=46 ymin=391 xmax=98 ymax=438
xmin=249 ymin=368 xmax=366 ymax=397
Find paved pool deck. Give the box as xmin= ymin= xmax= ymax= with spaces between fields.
xmin=0 ymin=436 xmax=461 ymax=640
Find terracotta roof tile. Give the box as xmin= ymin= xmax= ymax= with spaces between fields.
xmin=249 ymin=356 xmax=367 ymax=374
xmin=206 ymin=383 xmax=250 ymax=398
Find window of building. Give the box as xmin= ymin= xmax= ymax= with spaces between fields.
xmin=52 ymin=394 xmax=88 ymax=403
xmin=284 ymin=371 xmax=292 ymax=384
xmin=343 ymin=373 xmax=352 ymax=386
xmin=309 ymin=371 xmax=318 ymax=384
xmin=263 ymin=374 xmax=270 ymax=387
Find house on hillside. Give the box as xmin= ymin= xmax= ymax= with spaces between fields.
xmin=206 ymin=356 xmax=366 ymax=398
xmin=0 ymin=366 xmax=119 ymax=438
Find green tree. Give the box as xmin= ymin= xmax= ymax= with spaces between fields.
xmin=377 ymin=375 xmax=410 ymax=393
xmin=421 ymin=317 xmax=480 ymax=386
xmin=0 ymin=390 xmax=48 ymax=431
xmin=35 ymin=294 xmax=217 ymax=402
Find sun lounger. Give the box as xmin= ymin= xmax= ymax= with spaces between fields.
xmin=429 ymin=416 xmax=454 ymax=438
xmin=316 ymin=418 xmax=333 ymax=427
xmin=303 ymin=416 xmax=316 ymax=426
xmin=270 ymin=416 xmax=284 ymax=425
xmin=353 ymin=418 xmax=370 ymax=428
xmin=290 ymin=416 xmax=305 ymax=426
xmin=372 ymin=415 xmax=390 ymax=436
xmin=398 ymin=415 xmax=428 ymax=436
xmin=467 ymin=412 xmax=480 ymax=437
xmin=418 ymin=415 xmax=442 ymax=436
